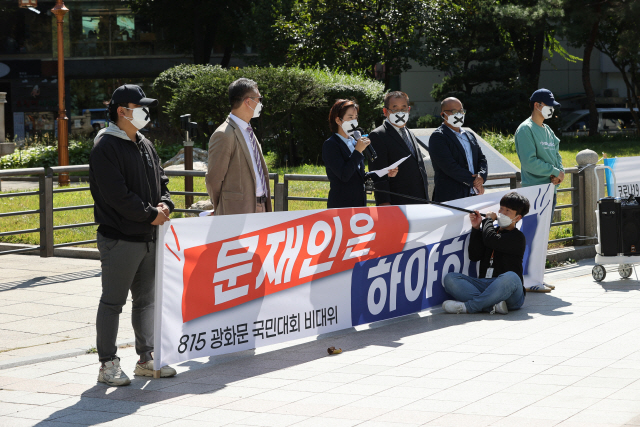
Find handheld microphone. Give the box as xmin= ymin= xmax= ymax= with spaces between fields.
xmin=353 ymin=128 xmax=377 ymax=162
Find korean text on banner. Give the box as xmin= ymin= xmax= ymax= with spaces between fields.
xmin=604 ymin=157 xmax=640 ymax=198
xmin=154 ymin=185 xmax=553 ymax=368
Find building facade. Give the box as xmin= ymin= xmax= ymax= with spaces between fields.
xmin=0 ymin=0 xmax=198 ymax=141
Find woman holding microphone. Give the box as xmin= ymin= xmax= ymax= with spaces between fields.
xmin=322 ymin=99 xmax=397 ymax=208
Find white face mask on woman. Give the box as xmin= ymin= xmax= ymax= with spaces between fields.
xmin=341 ymin=119 xmax=358 ymax=136
xmin=123 ymin=107 xmax=150 ymax=129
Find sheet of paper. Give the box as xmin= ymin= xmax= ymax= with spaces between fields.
xmin=370 ymin=155 xmax=411 ymax=177
xmin=199 ymin=209 xmax=215 ymax=217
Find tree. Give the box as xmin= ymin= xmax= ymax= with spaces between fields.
xmin=241 ymin=0 xmax=296 ymax=67
xmin=273 ymin=0 xmax=440 ymax=88
xmin=490 ymin=0 xmax=576 ymax=93
xmin=562 ymin=0 xmax=613 ymax=136
xmin=128 ymin=0 xmax=249 ymax=66
xmin=420 ymin=0 xmax=575 ymax=132
xmin=422 ymin=1 xmax=518 ymax=99
xmin=594 ymin=1 xmax=640 ymax=134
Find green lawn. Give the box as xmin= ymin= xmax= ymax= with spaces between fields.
xmin=483 ymin=133 xmax=640 ymax=247
xmin=2 ymin=135 xmax=639 ymax=249
xmin=0 ymin=165 xmax=330 ymax=248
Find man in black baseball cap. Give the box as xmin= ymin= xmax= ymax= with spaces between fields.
xmin=90 ymin=84 xmax=176 ymax=385
xmin=110 ymin=84 xmax=158 ymax=107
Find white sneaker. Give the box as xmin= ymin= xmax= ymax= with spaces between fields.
xmin=442 ymin=300 xmax=467 ymax=314
xmin=134 ymin=359 xmax=177 ymax=378
xmin=527 ymin=285 xmax=551 ymax=293
xmin=490 ymin=301 xmax=508 ymax=315
xmin=98 ymin=358 xmax=131 ymax=386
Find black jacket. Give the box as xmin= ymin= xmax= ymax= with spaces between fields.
xmin=469 ymin=218 xmax=526 ymax=292
xmin=322 ymin=133 xmax=367 ymax=209
xmin=369 ymin=121 xmax=430 ymax=205
xmin=90 ymin=130 xmax=174 ymax=241
xmin=428 ymin=124 xmax=488 ymax=203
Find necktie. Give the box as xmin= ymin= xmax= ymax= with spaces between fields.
xmin=246 ymin=125 xmax=268 ymax=196
xmin=400 ymin=127 xmax=415 ymax=156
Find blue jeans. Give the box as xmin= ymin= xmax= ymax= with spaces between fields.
xmin=443 ymin=272 xmax=525 ymax=313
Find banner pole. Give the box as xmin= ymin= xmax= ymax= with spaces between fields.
xmin=153 ymin=224 xmax=166 ymax=379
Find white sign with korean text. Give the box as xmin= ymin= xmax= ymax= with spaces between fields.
xmin=604 ymin=156 xmax=640 ymax=198
xmin=154 ymin=185 xmax=552 ymax=368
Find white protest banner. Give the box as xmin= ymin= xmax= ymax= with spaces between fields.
xmin=154 ymin=184 xmax=552 ymax=368
xmin=604 ymin=156 xmax=640 ymax=198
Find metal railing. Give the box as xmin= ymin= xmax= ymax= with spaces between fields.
xmin=277 ymin=171 xmax=521 ymax=212
xmin=0 ymin=165 xmax=585 ymax=257
xmin=0 ymin=167 xmax=279 ymax=257
xmin=550 ymin=166 xmax=582 ymax=244
xmin=0 ymin=167 xmax=47 ymax=256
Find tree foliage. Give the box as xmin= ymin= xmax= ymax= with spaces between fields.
xmin=273 ymin=0 xmax=439 ymax=88
xmin=154 ymin=65 xmax=385 ymax=165
xmin=593 ymin=0 xmax=640 ymax=133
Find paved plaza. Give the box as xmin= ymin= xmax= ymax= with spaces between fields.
xmin=1 ymin=254 xmax=640 ymax=426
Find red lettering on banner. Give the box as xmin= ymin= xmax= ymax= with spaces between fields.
xmin=181 ymin=207 xmax=409 ymax=322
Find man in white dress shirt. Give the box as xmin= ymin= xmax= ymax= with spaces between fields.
xmin=206 ymin=78 xmax=272 ymax=215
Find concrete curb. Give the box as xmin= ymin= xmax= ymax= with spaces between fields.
xmin=0 ymin=243 xmax=100 ymax=260
xmin=0 ymin=341 xmax=134 ymax=370
xmin=2 ymin=243 xmax=597 ymax=265
xmin=547 ymin=245 xmax=596 ymax=264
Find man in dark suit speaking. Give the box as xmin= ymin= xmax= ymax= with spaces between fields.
xmin=428 ymin=97 xmax=488 ymax=203
xmin=369 ymin=91 xmax=430 ymax=206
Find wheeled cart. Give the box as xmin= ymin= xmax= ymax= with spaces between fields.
xmin=591 ymin=256 xmax=638 ymax=282
xmin=592 ymin=195 xmax=640 ymax=282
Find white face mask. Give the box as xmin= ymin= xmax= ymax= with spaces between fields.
xmin=123 ymin=107 xmax=150 ymax=129
xmin=445 ymin=112 xmax=465 ymax=127
xmin=389 ymin=111 xmax=408 ymax=127
xmin=341 ymin=119 xmax=358 ymax=136
xmin=249 ymin=99 xmax=263 ymax=118
xmin=538 ymin=105 xmax=554 ymax=119
xmin=497 ymin=213 xmax=515 ymax=228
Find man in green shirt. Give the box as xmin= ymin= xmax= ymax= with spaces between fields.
xmin=515 ymin=88 xmax=564 ymax=224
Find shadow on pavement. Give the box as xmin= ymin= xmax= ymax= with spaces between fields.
xmin=31 ymin=292 xmax=574 ymax=426
xmin=0 ymin=269 xmax=102 ymax=292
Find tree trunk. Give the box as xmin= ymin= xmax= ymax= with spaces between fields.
xmin=220 ymin=45 xmax=233 ymax=68
xmin=529 ymin=29 xmax=545 ymax=91
xmin=618 ymin=65 xmax=640 ymax=135
xmin=192 ymin=3 xmax=216 ymax=65
xmin=383 ymin=62 xmax=391 ymax=90
xmin=583 ymin=19 xmax=599 ymax=136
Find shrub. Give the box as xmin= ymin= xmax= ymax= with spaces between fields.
xmin=416 ymin=114 xmax=442 ymax=128
xmin=0 ymin=139 xmax=182 ymax=169
xmin=0 ymin=140 xmax=94 ymax=169
xmin=154 ymin=65 xmax=385 ymax=165
xmin=482 ymin=131 xmax=516 ymax=153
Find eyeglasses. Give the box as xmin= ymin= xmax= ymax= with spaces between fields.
xmin=443 ymin=109 xmax=466 ymax=115
xmin=388 ymin=109 xmax=409 ymax=114
xmin=245 ymin=96 xmax=264 ymax=102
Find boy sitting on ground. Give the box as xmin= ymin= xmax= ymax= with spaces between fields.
xmin=442 ymin=192 xmax=530 ymax=315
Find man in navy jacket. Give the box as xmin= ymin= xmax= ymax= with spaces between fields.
xmin=428 ymin=97 xmax=488 ymax=203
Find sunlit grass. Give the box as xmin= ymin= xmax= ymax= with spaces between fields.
xmin=3 ymin=136 xmax=640 ymax=249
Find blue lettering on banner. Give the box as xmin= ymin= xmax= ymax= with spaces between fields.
xmin=350 ymin=233 xmax=478 ymax=326
xmin=521 ymin=186 xmax=547 ymax=275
